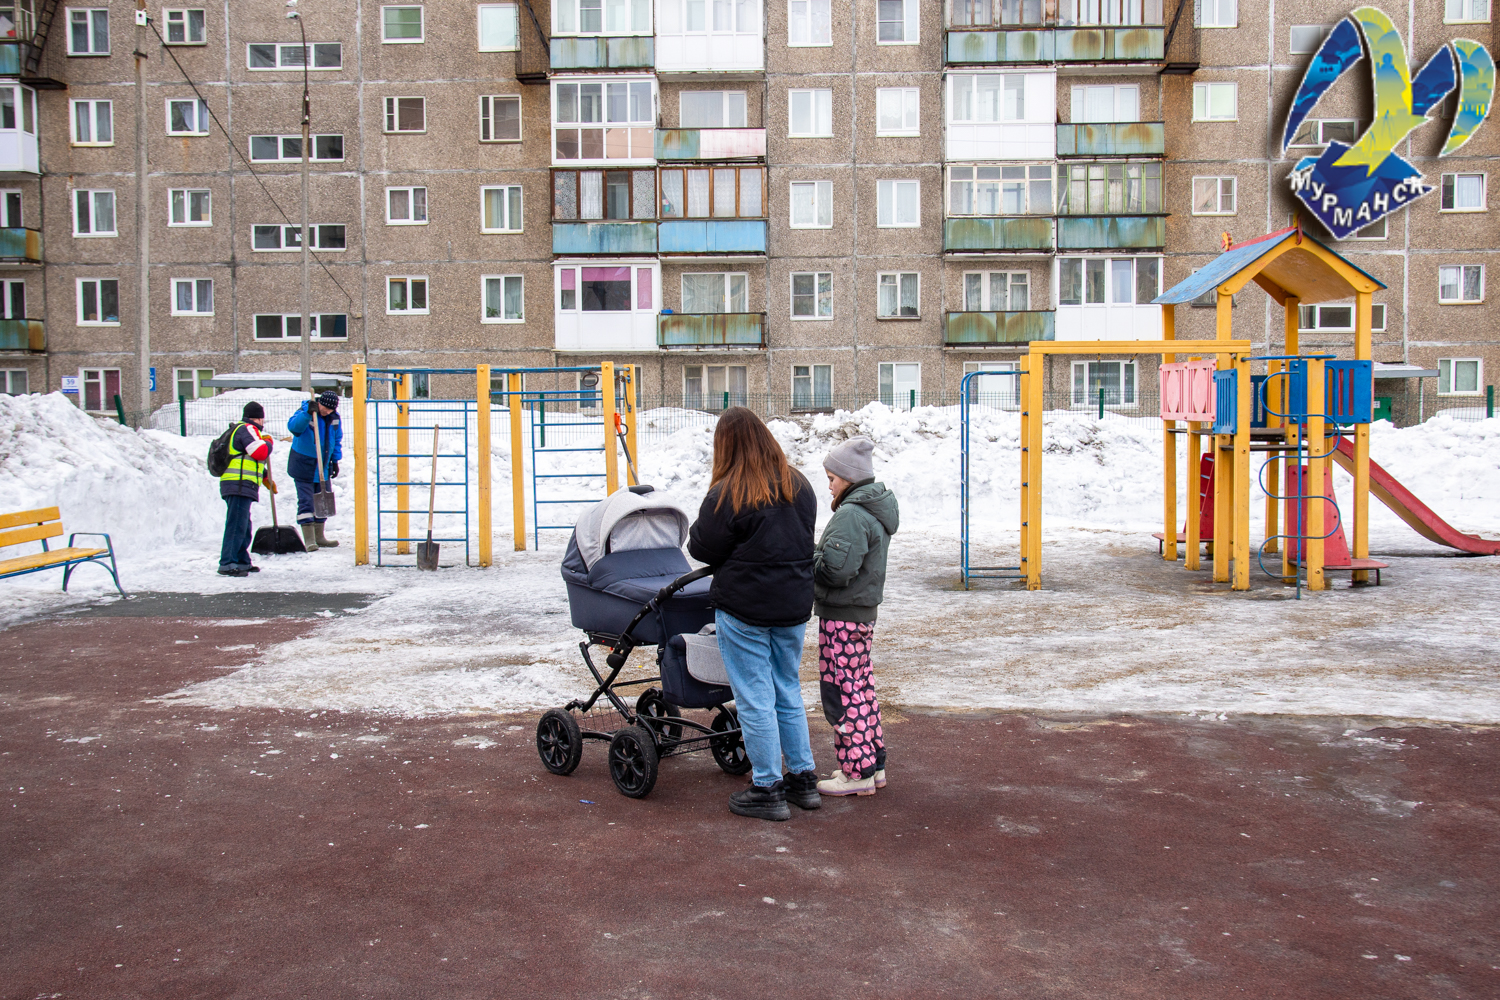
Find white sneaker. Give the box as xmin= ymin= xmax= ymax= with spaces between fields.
xmin=874 ymin=768 xmax=887 ymax=789
xmin=817 ymin=770 xmax=876 ymax=797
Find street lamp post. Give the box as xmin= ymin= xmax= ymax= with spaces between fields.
xmin=288 ymin=1 xmax=311 ymax=396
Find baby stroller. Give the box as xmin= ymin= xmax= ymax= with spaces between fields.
xmin=536 ymin=485 xmax=750 ymax=798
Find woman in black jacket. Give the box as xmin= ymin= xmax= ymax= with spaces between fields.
xmin=688 ymin=407 xmax=820 ymax=822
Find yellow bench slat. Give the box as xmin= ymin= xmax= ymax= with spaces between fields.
xmin=0 ymin=507 xmax=61 ymax=530
xmin=0 ymin=521 xmax=65 ymax=549
xmin=0 ymin=547 xmax=108 ymax=576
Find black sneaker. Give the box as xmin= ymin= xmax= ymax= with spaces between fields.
xmin=729 ymin=781 xmax=790 ymax=821
xmin=783 ymin=770 xmax=822 ymax=810
xmin=217 ymin=566 xmax=249 ymax=578
xmin=247 ymin=565 xmax=261 ymax=573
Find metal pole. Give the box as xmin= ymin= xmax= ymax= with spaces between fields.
xmin=292 ymin=5 xmax=311 ymax=393
xmin=135 ymin=0 xmax=150 ymax=425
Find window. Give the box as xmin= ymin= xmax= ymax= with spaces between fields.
xmin=480 ymin=96 xmax=521 ymax=142
xmin=252 ymin=224 xmax=346 ymax=251
xmin=948 ymin=73 xmax=1035 ymax=124
xmin=382 ymin=5 xmax=424 ymax=42
xmin=169 ymin=189 xmax=211 ymax=227
xmin=1298 ymin=303 xmax=1386 ymax=332
xmin=70 ymin=99 xmax=112 ymax=145
xmin=248 ymin=134 xmax=344 ymax=162
xmin=659 ymin=0 xmax=760 ymax=34
xmin=482 ymin=184 xmax=524 ymax=231
xmin=76 ymin=278 xmax=119 ymax=325
xmin=1058 ymin=257 xmax=1159 ymax=306
xmin=877 ymin=272 xmax=919 ymax=318
xmin=247 ymin=42 xmax=343 ymax=70
xmin=1192 ymin=82 xmax=1236 ymax=121
xmin=681 ymin=272 xmax=748 ymax=313
xmin=0 ymin=190 xmax=18 ymax=228
xmin=1198 ymin=0 xmax=1235 ymax=27
xmin=3 ymin=369 xmax=29 ymax=395
xmin=384 ymin=97 xmax=426 ymax=133
xmin=410 ymin=373 xmax=431 ymax=399
xmin=386 ymin=186 xmax=428 ymax=225
xmin=877 ymin=0 xmax=918 ymax=42
xmin=252 ymin=313 xmax=349 ymax=340
xmin=1289 ymin=25 xmax=1331 ymax=54
xmin=1438 ymin=358 xmax=1482 ymax=394
xmin=556 ymin=265 xmax=655 ymax=311
xmin=1287 ymin=118 xmax=1358 ymax=147
xmin=166 ymin=99 xmax=209 ymax=136
xmin=952 ymin=0 xmax=1044 ymax=26
xmin=684 ymin=364 xmax=747 ymax=409
xmin=73 ymin=189 xmax=115 ymax=237
xmin=964 ymin=361 xmax=1021 ymax=409
xmin=1439 ymin=264 xmax=1484 ymax=303
xmin=171 ymin=278 xmax=214 ymax=316
xmin=81 ymin=369 xmax=121 ymax=412
xmin=876 ymin=88 xmax=920 ymax=136
xmin=1057 ymin=163 xmax=1161 ymax=215
xmin=1192 ymin=176 xmax=1236 ymax=215
xmin=555 ymin=170 xmax=656 ymax=219
xmin=67 ymin=8 xmax=108 ymax=55
xmin=0 ymin=278 xmax=25 ymax=319
xmin=1444 ymin=0 xmax=1490 ymax=23
xmin=791 ymin=271 xmax=832 ymax=318
xmin=878 ymin=362 xmax=920 ymax=409
xmin=555 ymin=0 xmax=652 ymax=33
xmin=788 ymin=89 xmax=833 ymax=137
xmin=1069 ymin=85 xmax=1138 ymax=123
xmin=792 ymin=364 xmax=833 ymax=410
xmin=1060 ymin=0 xmax=1158 ymax=24
xmin=553 ymin=79 xmax=655 ymax=162
xmin=876 ymin=179 xmax=920 ymax=227
xmin=789 ymin=180 xmax=832 ymax=228
xmin=1071 ymin=361 xmax=1136 ymax=406
xmin=478 ymin=4 xmax=519 ymax=49
xmin=963 ymin=271 xmax=1029 ymax=311
xmin=949 ymin=164 xmax=1053 ymax=215
xmin=164 ymin=9 xmax=206 ymax=45
xmin=387 ymin=277 xmax=429 ymax=314
xmin=680 ymin=91 xmax=748 ymax=129
xmin=788 ymin=0 xmax=830 ymax=44
xmin=1441 ymin=173 xmax=1486 ymax=212
xmin=174 ymin=368 xmax=215 ymax=400
xmin=483 ymin=275 xmax=524 ymax=322
xmin=1342 ymin=217 xmax=1387 ymax=240
xmin=0 ymin=85 xmax=35 ymax=134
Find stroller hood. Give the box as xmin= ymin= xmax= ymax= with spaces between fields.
xmin=572 ymin=488 xmax=690 ymax=571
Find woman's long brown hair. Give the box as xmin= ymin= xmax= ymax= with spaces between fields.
xmin=710 ymin=407 xmax=801 ymax=514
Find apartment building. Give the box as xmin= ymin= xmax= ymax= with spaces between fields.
xmin=0 ymin=0 xmax=1493 ymax=418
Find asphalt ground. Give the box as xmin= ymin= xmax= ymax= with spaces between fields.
xmin=2 ymin=601 xmax=1497 ymax=1000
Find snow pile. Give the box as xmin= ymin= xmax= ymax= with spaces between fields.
xmin=150 ymin=387 xmax=311 ymax=437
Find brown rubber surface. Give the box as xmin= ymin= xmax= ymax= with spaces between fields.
xmin=2 ymin=613 xmax=1497 ymax=1000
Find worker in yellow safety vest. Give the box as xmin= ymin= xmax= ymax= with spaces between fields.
xmin=218 ymin=401 xmax=274 ymax=577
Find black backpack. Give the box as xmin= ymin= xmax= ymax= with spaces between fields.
xmin=207 ymin=422 xmax=238 ymax=477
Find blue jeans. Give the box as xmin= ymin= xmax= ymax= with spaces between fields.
xmin=293 ymin=476 xmax=330 ymax=526
xmin=715 ymin=609 xmax=815 ymax=788
xmin=219 ymin=496 xmax=254 ymax=570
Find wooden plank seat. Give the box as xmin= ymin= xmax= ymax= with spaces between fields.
xmin=1298 ymin=557 xmax=1389 ymax=586
xmin=1152 ymin=531 xmax=1212 ymax=555
xmin=0 ymin=507 xmax=126 ymax=595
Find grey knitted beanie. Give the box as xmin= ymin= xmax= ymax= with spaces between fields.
xmin=823 ymin=436 xmax=875 ymax=482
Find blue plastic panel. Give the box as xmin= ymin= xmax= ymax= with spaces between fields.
xmin=1212 ymin=370 xmax=1237 ymax=434
xmin=1326 ymin=360 xmax=1373 ymax=424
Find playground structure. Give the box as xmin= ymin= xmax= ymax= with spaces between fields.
xmin=347 ymin=363 xmax=641 ymax=566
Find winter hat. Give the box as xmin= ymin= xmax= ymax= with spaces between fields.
xmin=241 ymin=401 xmax=265 ymax=420
xmin=824 ymin=436 xmax=875 ymax=483
xmin=317 ymin=390 xmax=340 ymax=410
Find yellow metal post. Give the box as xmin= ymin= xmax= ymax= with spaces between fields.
xmin=600 ymin=362 xmax=619 ymax=495
xmin=1018 ymin=355 xmax=1031 ymax=580
xmin=508 ymin=372 xmax=526 ymax=551
xmin=1352 ymin=290 xmax=1372 ymax=582
xmin=624 ymin=364 xmax=640 ymax=487
xmin=1025 ymin=351 xmax=1044 ymax=590
xmin=352 ymin=364 xmax=369 ymax=566
xmin=1306 ymin=357 xmax=1326 ymax=590
xmin=1185 ymin=424 xmax=1202 ymax=570
xmin=476 ymin=365 xmax=492 ymax=568
xmin=1211 ymin=290 xmax=1234 ymax=582
xmin=1232 ymin=356 xmax=1252 ymax=591
xmin=1282 ymin=297 xmax=1301 ymax=580
xmin=396 ymin=373 xmax=411 ymax=555
xmin=1162 ymin=303 xmax=1177 ymax=563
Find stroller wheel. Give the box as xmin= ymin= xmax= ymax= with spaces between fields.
xmin=710 ymin=708 xmax=752 ymax=776
xmin=607 ymin=726 xmax=659 ymax=799
xmin=635 ymin=688 xmax=683 ymax=748
xmin=536 ymin=709 xmax=584 ymax=776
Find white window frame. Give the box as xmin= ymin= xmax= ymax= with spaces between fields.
xmin=1438 ymin=358 xmax=1483 ymax=395
xmin=1191 ymin=176 xmax=1236 ymax=216
xmin=787 ymin=0 xmax=831 ymax=46
xmin=789 ymin=180 xmax=833 ymax=229
xmin=1440 ymin=172 xmax=1487 ymax=213
xmin=683 ymin=364 xmax=749 ymax=408
xmin=948 ymin=164 xmax=1054 ymax=217
xmin=1192 ymin=82 xmax=1237 ymax=121
xmin=1071 ymin=360 xmax=1137 ymax=408
xmin=679 ymin=91 xmax=748 ymax=129
xmin=252 ymin=313 xmax=350 ymax=341
xmin=2 ymin=369 xmax=28 ymax=395
xmin=1289 ymin=25 xmax=1331 ymax=55
xmin=482 ymin=274 xmax=525 ymax=323
xmin=0 ymin=277 xmax=24 ymax=320
xmin=170 ymin=278 xmax=214 ymax=316
xmin=1287 ymin=118 xmax=1360 ymax=148
xmin=481 ymin=184 xmax=524 ymax=233
xmin=246 ymin=42 xmax=344 ymax=71
xmin=72 ymin=189 xmax=116 ymax=237
xmin=876 ymin=178 xmax=920 ymax=228
xmin=66 ymin=8 xmax=109 ymax=56
xmin=1438 ymin=264 xmax=1485 ymax=304
xmin=168 ymin=188 xmax=212 ymax=227
xmin=554 ymin=262 xmax=658 ymax=314
xmin=963 ymin=361 xmax=1021 ymax=410
xmin=788 ymin=88 xmax=833 ymax=137
xmin=1198 ymin=0 xmax=1237 ymax=28
xmin=554 ymin=0 xmax=653 ymax=35
xmin=1299 ymin=302 xmax=1386 ymax=332
xmin=1069 ymin=84 xmax=1139 ymax=123
xmin=387 ymin=276 xmax=429 ymax=315
xmin=878 ymin=362 xmax=921 ymax=408
xmin=792 ymin=363 xmax=834 ymax=410
xmin=875 ymin=87 xmax=920 ymax=137
xmin=680 ymin=272 xmax=749 ymax=313
xmin=251 ymin=224 xmax=347 ymax=252
xmin=381 ymin=5 xmax=425 ymax=43
xmin=1340 ymin=218 xmax=1388 ymax=241
xmin=480 ymin=95 xmax=522 ymax=142
xmin=876 ymin=0 xmax=919 ymax=44
xmin=790 ymin=271 xmax=833 ymax=319
xmin=876 ymin=271 xmax=920 ymax=319
xmin=163 ymin=8 xmax=206 ymax=45
xmin=165 ymin=98 xmax=210 ymax=136
xmin=0 ymin=189 xmax=18 ymax=228
xmin=551 ymin=77 xmax=657 ymax=165
xmin=478 ymin=3 xmax=519 ymax=50
xmin=962 ymin=271 xmax=1030 ymax=312
xmin=1444 ymin=0 xmax=1490 ymax=24
xmin=1057 ymin=255 xmax=1161 ymax=307
xmin=385 ymin=186 xmax=429 ymax=226
xmin=80 ymin=368 xmax=122 ymax=412
xmin=76 ymin=278 xmax=120 ymax=326
xmin=173 ymin=367 xmax=216 ymax=400
xmin=384 ymin=96 xmax=427 ymax=134
xmin=248 ymin=134 xmax=345 ymax=162
xmin=69 ymin=98 xmax=113 ymax=146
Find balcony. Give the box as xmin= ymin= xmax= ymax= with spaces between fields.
xmin=551 ymin=36 xmax=654 ymax=71
xmin=655 ymin=128 xmax=766 ymax=161
xmin=1056 ymin=122 xmax=1164 ymax=157
xmin=552 ymin=221 xmax=658 ymax=255
xmin=0 ymin=318 xmax=43 ymax=351
xmin=656 ymin=30 xmax=763 ymax=75
xmin=658 ymin=220 xmax=766 ymax=255
xmin=944 ymin=311 xmax=1055 ymax=346
xmin=657 ymin=312 xmax=766 ymax=349
xmin=947 ymin=28 xmax=1053 ymax=64
xmin=0 ymin=226 xmax=41 ymax=263
xmin=944 ymin=217 xmax=1053 ymax=253
xmin=1056 ymin=215 xmax=1165 ymax=250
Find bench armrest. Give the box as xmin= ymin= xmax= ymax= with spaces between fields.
xmin=67 ymin=532 xmax=115 ymax=554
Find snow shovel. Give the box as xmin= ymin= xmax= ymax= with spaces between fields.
xmin=251 ymin=474 xmax=306 ymax=555
xmin=613 ymin=412 xmax=639 ymax=485
xmin=310 ymin=395 xmax=336 ymax=519
xmin=416 ymin=427 xmax=440 ymax=571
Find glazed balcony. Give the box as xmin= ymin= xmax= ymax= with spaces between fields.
xmin=944 ymin=216 xmax=1054 ymax=253
xmin=944 ymin=310 xmax=1055 ymax=346
xmin=1056 ymin=215 xmax=1166 ymax=250
xmin=551 ymin=221 xmax=658 ymax=255
xmin=657 ymin=312 xmax=766 ymax=349
xmin=0 ymin=226 xmax=41 ymax=263
xmin=551 ymin=35 xmax=654 ymax=71
xmin=657 ymin=219 xmax=766 ymax=254
xmin=654 ymin=128 xmax=766 ymax=161
xmin=0 ymin=317 xmax=43 ymax=351
xmin=1056 ymin=121 xmax=1164 ymax=157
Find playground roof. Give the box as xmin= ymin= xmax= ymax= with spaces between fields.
xmin=1153 ymin=226 xmax=1386 ymax=306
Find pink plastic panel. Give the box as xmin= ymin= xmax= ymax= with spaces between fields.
xmin=1159 ymin=360 xmax=1217 ymax=422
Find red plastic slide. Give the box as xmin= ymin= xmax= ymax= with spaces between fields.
xmin=1332 ymin=437 xmax=1500 ymax=555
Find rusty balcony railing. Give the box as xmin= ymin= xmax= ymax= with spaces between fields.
xmin=657 ymin=312 xmax=766 ymax=349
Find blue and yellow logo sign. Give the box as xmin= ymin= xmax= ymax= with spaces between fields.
xmin=1284 ymin=7 xmax=1493 ymax=239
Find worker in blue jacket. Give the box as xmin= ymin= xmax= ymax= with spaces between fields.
xmin=286 ymin=390 xmax=343 ymax=551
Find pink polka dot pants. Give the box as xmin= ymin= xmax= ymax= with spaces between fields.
xmin=817 ymin=619 xmax=885 ymax=781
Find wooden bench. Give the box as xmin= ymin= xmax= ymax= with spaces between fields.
xmin=0 ymin=507 xmax=125 ymax=596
